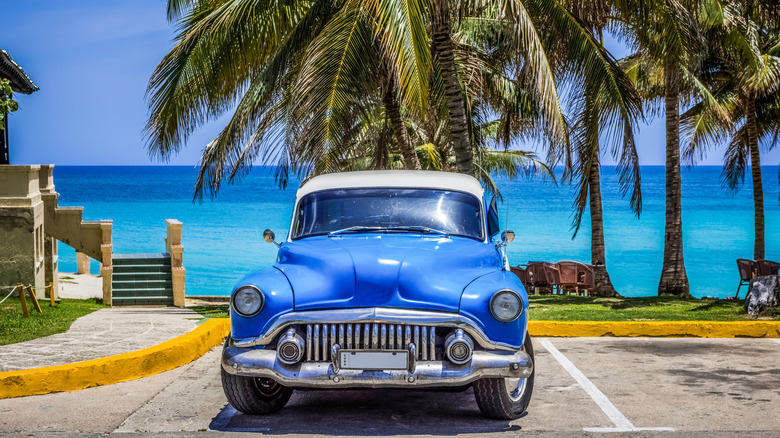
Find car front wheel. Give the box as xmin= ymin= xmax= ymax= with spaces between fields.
xmin=221 ymin=367 xmax=293 ymax=415
xmin=472 ymin=333 xmax=535 ymax=419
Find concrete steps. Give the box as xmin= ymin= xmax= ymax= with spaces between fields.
xmin=111 ymin=254 xmax=173 ymax=306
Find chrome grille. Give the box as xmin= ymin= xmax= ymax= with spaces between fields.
xmin=303 ymin=323 xmax=438 ymax=361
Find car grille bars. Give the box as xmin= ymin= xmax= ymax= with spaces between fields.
xmin=304 ymin=323 xmax=437 ymax=362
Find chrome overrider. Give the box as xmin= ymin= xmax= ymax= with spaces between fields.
xmin=223 ymin=308 xmax=533 ymax=388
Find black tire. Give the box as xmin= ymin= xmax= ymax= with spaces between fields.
xmin=473 ymin=333 xmax=535 ymax=420
xmin=221 ymin=367 xmax=293 ymax=414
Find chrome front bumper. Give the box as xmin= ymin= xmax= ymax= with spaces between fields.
xmin=221 ymin=345 xmax=533 ymax=388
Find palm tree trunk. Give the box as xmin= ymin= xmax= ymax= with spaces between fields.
xmin=744 ymin=96 xmax=765 ymax=260
xmin=383 ymin=80 xmax=421 ymax=170
xmin=658 ymin=64 xmax=689 ymax=296
xmin=432 ymin=0 xmax=473 ymax=175
xmin=372 ymin=120 xmax=390 ymax=170
xmin=589 ymin=151 xmax=618 ymax=297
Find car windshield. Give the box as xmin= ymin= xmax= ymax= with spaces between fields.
xmin=292 ymin=188 xmax=484 ymax=240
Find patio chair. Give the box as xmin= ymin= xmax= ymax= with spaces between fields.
xmin=510 ymin=266 xmax=528 ymax=290
xmin=756 ymin=259 xmax=780 ymax=276
xmin=556 ymin=261 xmax=595 ymax=296
xmin=576 ymin=263 xmax=596 ymax=296
xmin=735 ymin=259 xmax=759 ymax=299
xmin=542 ymin=263 xmax=561 ymax=294
xmin=556 ymin=261 xmax=579 ymax=295
xmin=526 ymin=262 xmax=558 ymax=294
xmin=524 ymin=262 xmax=541 ymax=294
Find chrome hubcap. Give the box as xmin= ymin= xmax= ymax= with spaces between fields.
xmin=505 ymin=377 xmax=527 ymax=402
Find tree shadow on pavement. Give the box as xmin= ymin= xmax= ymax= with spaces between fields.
xmin=209 ymin=388 xmax=523 ymax=435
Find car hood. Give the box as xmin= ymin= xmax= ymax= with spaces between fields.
xmin=274 ymin=234 xmax=502 ymax=312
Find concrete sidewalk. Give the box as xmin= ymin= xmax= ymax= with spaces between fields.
xmin=0 ymin=307 xmax=202 ymax=372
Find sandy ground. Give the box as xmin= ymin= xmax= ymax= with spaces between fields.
xmin=57 ymin=272 xmax=102 ymax=299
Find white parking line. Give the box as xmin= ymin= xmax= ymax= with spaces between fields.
xmin=774 ymin=339 xmax=780 ymax=346
xmin=538 ymin=338 xmax=674 ymax=433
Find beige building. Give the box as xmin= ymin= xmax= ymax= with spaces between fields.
xmin=1 ymin=52 xmax=184 ymax=307
xmin=1 ymin=165 xmax=185 ymax=307
xmin=0 ymin=165 xmax=114 ymax=301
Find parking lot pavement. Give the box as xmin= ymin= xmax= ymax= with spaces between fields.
xmin=1 ymin=337 xmax=779 ymax=436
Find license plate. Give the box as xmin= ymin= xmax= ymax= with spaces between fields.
xmin=339 ymin=350 xmax=409 ymax=370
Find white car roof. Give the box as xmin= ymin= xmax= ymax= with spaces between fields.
xmin=296 ymin=170 xmax=485 ymax=200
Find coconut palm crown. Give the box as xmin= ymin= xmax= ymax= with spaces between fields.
xmin=146 ymin=0 xmax=643 ymax=203
xmin=681 ymin=0 xmax=780 ymax=260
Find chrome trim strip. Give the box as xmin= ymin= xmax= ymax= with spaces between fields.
xmin=231 ymin=308 xmax=520 ymax=350
xmin=306 ymin=325 xmax=312 ymax=361
xmin=429 ymin=327 xmax=436 ymax=360
xmin=313 ymin=324 xmax=320 ymax=361
xmin=421 ymin=327 xmax=428 ymax=361
xmin=414 ymin=326 xmax=420 ymax=359
xmin=222 ymin=345 xmax=533 ymax=388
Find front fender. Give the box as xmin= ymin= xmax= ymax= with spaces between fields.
xmin=230 ymin=267 xmax=294 ymax=340
xmin=459 ymin=270 xmax=529 ymax=349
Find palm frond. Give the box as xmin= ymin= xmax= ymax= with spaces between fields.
xmin=190 ymin=0 xmax=336 ymax=196
xmin=360 ymin=0 xmax=431 ymax=115
xmin=146 ymin=0 xmax=319 ymax=160
xmin=721 ymin=130 xmax=748 ymax=193
xmin=416 ymin=143 xmax=443 ymax=169
xmin=290 ymin=6 xmax=377 ymax=173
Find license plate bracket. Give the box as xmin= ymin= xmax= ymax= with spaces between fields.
xmin=339 ymin=350 xmax=409 ymax=370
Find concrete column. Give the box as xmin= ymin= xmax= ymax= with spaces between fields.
xmin=39 ymin=165 xmax=58 ymax=299
xmin=76 ymin=252 xmax=90 ymax=274
xmin=166 ymin=219 xmax=185 ymax=307
xmin=44 ymin=236 xmax=59 ymax=299
xmin=100 ymin=222 xmax=113 ymax=306
xmin=0 ymin=165 xmax=45 ymax=296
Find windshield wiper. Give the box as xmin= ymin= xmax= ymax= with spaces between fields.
xmin=384 ymin=226 xmax=450 ymax=237
xmin=327 ymin=226 xmax=384 ymax=236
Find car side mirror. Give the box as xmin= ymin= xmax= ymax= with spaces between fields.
xmin=263 ymin=229 xmax=281 ymax=248
xmin=501 ymin=230 xmax=515 ymax=244
xmin=496 ymin=230 xmax=514 ymax=249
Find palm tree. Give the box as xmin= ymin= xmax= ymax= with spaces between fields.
xmin=147 ymin=0 xmax=432 ymax=194
xmin=568 ymin=79 xmax=642 ymax=297
xmin=681 ymin=0 xmax=780 ymax=260
xmin=431 ymin=0 xmax=473 ymax=174
xmin=533 ymin=1 xmax=643 ymax=297
xmin=147 ymin=0 xmax=645 ymax=197
xmin=613 ymin=0 xmax=718 ymax=297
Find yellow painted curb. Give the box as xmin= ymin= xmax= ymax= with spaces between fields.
xmin=529 ymin=320 xmax=780 ymax=338
xmin=0 ymin=318 xmax=230 ymax=399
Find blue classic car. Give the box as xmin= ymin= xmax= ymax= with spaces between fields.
xmin=221 ymin=170 xmax=534 ymax=419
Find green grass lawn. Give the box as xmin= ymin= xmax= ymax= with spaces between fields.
xmin=189 ymin=304 xmax=230 ymax=319
xmin=528 ymin=295 xmax=778 ymax=321
xmin=0 ymin=297 xmax=107 ymax=346
xmin=188 ymin=296 xmax=779 ymax=321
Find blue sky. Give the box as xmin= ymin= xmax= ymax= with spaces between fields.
xmin=3 ymin=0 xmax=778 ymax=167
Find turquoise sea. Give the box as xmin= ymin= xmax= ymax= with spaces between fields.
xmin=52 ymin=166 xmax=779 ymax=298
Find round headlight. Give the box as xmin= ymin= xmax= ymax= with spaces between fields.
xmin=232 ymin=285 xmax=264 ymax=317
xmin=490 ymin=289 xmax=522 ymax=322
